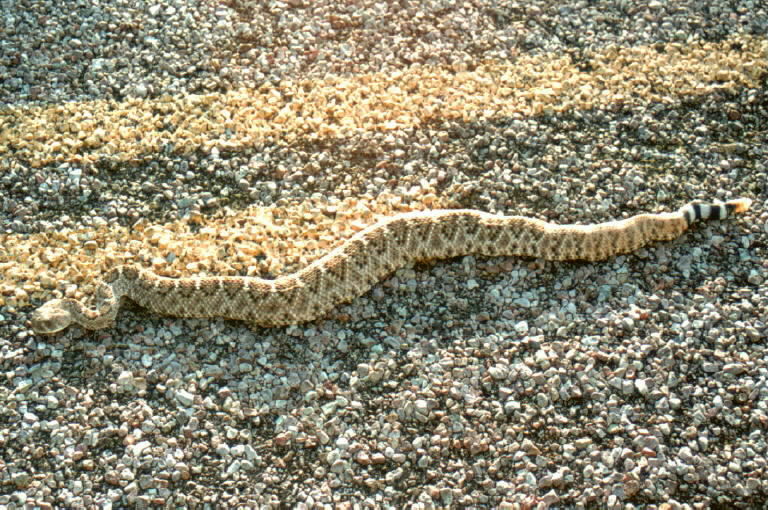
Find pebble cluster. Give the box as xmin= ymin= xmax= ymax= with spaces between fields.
xmin=1 ymin=0 xmax=767 ymax=508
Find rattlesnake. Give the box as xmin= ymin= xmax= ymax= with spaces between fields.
xmin=30 ymin=198 xmax=752 ymax=334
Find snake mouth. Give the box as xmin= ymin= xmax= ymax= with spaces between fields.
xmin=30 ymin=319 xmax=66 ymax=335
xmin=30 ymin=314 xmax=67 ymax=334
xmin=30 ymin=299 xmax=72 ymax=335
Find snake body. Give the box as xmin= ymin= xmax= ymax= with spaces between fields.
xmin=30 ymin=198 xmax=752 ymax=334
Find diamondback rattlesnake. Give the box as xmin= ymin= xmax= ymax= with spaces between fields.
xmin=30 ymin=198 xmax=752 ymax=334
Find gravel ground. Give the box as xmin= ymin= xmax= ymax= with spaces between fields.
xmin=1 ymin=0 xmax=767 ymax=508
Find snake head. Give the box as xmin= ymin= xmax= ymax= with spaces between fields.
xmin=30 ymin=299 xmax=74 ymax=335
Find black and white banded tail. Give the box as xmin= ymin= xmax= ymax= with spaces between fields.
xmin=681 ymin=198 xmax=753 ymax=226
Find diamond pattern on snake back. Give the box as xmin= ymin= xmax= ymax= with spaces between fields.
xmin=116 ymin=208 xmax=695 ymax=327
xmin=31 ymin=200 xmax=752 ymax=334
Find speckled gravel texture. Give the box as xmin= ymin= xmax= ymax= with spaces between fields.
xmin=1 ymin=0 xmax=767 ymax=508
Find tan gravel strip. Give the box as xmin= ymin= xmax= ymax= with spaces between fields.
xmin=0 ymin=192 xmax=441 ymax=311
xmin=1 ymin=34 xmax=765 ymax=169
